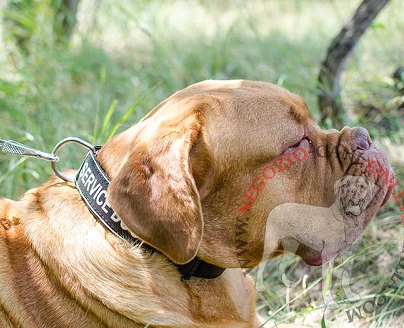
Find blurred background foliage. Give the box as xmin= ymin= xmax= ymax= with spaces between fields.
xmin=0 ymin=0 xmax=403 ymax=327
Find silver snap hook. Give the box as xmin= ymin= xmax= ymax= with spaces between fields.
xmin=51 ymin=137 xmax=95 ymax=183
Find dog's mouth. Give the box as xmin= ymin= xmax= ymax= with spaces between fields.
xmin=294 ymin=242 xmax=324 ymax=266
xmin=343 ymin=144 xmax=393 ymax=201
xmin=345 ymin=199 xmax=365 ymax=216
xmin=301 ymin=146 xmax=394 ymax=266
xmin=263 ymin=140 xmax=394 ymax=268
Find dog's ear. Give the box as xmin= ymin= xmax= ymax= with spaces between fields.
xmin=334 ymin=178 xmax=343 ymax=197
xmin=108 ymin=113 xmax=211 ymax=264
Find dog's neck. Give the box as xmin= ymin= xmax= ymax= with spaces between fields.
xmin=331 ymin=202 xmax=346 ymax=223
xmin=97 ymin=126 xmax=141 ymax=179
xmin=19 ymin=178 xmax=250 ymax=326
xmin=75 ymin=147 xmax=225 ymax=280
xmin=18 ymin=183 xmax=198 ymax=325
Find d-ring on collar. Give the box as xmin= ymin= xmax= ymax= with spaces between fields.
xmin=51 ymin=137 xmax=96 ymax=183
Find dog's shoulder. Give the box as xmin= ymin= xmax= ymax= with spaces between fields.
xmin=0 ymin=198 xmax=22 ymax=237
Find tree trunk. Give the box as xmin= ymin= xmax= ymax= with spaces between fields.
xmin=53 ymin=0 xmax=81 ymax=43
xmin=318 ymin=0 xmax=390 ymax=128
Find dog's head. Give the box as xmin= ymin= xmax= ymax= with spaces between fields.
xmin=335 ymin=175 xmax=378 ymax=219
xmin=100 ymin=80 xmax=393 ymax=268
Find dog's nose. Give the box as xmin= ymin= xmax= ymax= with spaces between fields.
xmin=353 ymin=127 xmax=372 ymax=150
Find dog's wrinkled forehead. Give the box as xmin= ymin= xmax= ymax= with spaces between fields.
xmin=142 ymin=80 xmax=312 ymax=154
xmin=338 ymin=176 xmax=371 ymax=196
xmin=200 ymin=81 xmax=312 ymax=162
xmin=340 ymin=175 xmax=368 ymax=188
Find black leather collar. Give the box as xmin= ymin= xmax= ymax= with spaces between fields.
xmin=75 ymin=148 xmax=225 ymax=280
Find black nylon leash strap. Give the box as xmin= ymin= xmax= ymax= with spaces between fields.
xmin=74 ymin=149 xmax=225 ymax=280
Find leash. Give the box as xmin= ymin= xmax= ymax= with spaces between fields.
xmin=0 ymin=138 xmax=60 ymax=162
xmin=0 ymin=137 xmax=225 ymax=280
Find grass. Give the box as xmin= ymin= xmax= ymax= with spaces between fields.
xmin=0 ymin=0 xmax=403 ymax=326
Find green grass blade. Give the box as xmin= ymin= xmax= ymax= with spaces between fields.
xmin=106 ymin=94 xmax=147 ymax=142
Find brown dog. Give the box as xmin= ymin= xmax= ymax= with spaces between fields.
xmin=0 ymin=80 xmax=393 ymax=327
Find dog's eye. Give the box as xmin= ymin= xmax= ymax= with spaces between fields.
xmin=291 ymin=140 xmax=301 ymax=148
xmin=290 ymin=137 xmax=310 ymax=148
